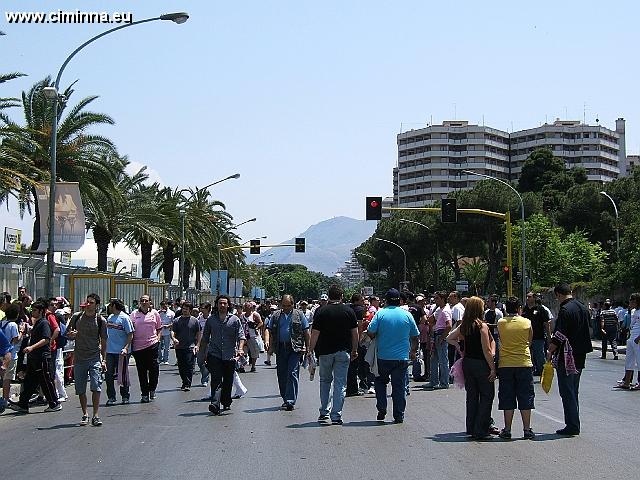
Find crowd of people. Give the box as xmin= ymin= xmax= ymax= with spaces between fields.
xmin=0 ymin=283 xmax=637 ymax=440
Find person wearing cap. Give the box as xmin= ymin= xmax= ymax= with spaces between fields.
xmin=367 ymin=288 xmax=419 ymax=423
xmin=105 ymin=299 xmax=134 ymax=405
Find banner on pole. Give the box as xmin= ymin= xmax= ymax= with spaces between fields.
xmin=36 ymin=182 xmax=85 ymax=251
xmin=3 ymin=227 xmax=22 ymax=252
xmin=210 ymin=270 xmax=228 ymax=295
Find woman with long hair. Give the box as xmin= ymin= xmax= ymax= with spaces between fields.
xmin=447 ymin=296 xmax=496 ymax=440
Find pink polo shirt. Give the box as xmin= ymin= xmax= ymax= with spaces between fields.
xmin=434 ymin=304 xmax=453 ymax=331
xmin=131 ymin=308 xmax=162 ymax=351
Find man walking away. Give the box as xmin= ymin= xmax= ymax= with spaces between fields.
xmin=599 ymin=300 xmax=619 ymax=360
xmin=105 ymin=298 xmax=134 ymax=405
xmin=367 ymin=289 xmax=419 ymax=423
xmin=308 ymin=284 xmax=358 ymax=425
xmin=158 ymin=301 xmax=175 ymax=365
xmin=547 ymin=283 xmax=593 ymax=436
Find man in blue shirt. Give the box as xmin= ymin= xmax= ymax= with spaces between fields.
xmin=267 ymin=294 xmax=310 ymax=410
xmin=105 ymin=298 xmax=134 ymax=405
xmin=0 ymin=329 xmax=12 ymax=413
xmin=367 ymin=289 xmax=419 ymax=423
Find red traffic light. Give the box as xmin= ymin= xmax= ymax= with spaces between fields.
xmin=370 ymin=200 xmax=379 ymax=208
xmin=503 ymin=265 xmax=510 ymax=273
xmin=366 ymin=196 xmax=383 ymax=220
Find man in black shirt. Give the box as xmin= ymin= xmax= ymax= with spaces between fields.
xmin=346 ymin=293 xmax=365 ymax=396
xmin=598 ymin=300 xmax=619 ymax=360
xmin=548 ymin=283 xmax=592 ymax=436
xmin=522 ymin=292 xmax=551 ymax=375
xmin=9 ymin=300 xmax=61 ymax=413
xmin=308 ymin=284 xmax=358 ymax=425
xmin=171 ymin=302 xmax=200 ymax=391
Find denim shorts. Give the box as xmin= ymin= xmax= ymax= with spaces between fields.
xmin=498 ymin=366 xmax=534 ymax=410
xmin=74 ymin=358 xmax=102 ymax=395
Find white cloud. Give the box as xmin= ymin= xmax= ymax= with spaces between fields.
xmin=125 ymin=161 xmax=165 ymax=187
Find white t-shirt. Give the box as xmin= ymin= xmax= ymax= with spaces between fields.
xmin=630 ymin=309 xmax=640 ymax=337
xmin=159 ymin=309 xmax=175 ymax=336
xmin=451 ymin=303 xmax=465 ymax=324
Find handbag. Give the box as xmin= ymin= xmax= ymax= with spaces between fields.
xmin=541 ymin=360 xmax=554 ymax=394
xmin=449 ymin=346 xmax=465 ymax=389
xmin=255 ymin=335 xmax=265 ymax=353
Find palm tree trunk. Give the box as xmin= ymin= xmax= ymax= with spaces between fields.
xmin=30 ymin=185 xmax=41 ymax=251
xmin=182 ymin=259 xmax=192 ymax=289
xmin=93 ymin=225 xmax=111 ymax=272
xmin=195 ymin=265 xmax=202 ymax=291
xmin=140 ymin=239 xmax=153 ymax=278
xmin=162 ymin=243 xmax=175 ymax=284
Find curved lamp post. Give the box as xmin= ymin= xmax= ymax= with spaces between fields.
xmin=375 ymin=237 xmax=407 ymax=289
xmin=599 ymin=191 xmax=620 ymax=254
xmin=179 ymin=173 xmax=240 ymax=291
xmin=43 ymin=12 xmax=189 ymax=296
xmin=399 ymin=218 xmax=440 ymax=288
xmin=462 ymin=170 xmax=526 ymax=301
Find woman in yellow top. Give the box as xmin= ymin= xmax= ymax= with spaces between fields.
xmin=496 ymin=296 xmax=535 ymax=440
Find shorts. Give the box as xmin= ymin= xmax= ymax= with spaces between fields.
xmin=2 ymin=357 xmax=16 ymax=381
xmin=498 ymin=366 xmax=535 ymax=411
xmin=73 ymin=358 xmax=102 ymax=395
xmin=246 ymin=338 xmax=260 ymax=359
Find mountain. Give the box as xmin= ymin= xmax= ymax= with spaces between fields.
xmin=262 ymin=216 xmax=376 ymax=276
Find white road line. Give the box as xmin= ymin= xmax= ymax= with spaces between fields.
xmin=533 ymin=409 xmax=564 ymax=424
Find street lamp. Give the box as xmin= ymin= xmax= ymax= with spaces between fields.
xmin=463 ymin=170 xmax=527 ymax=301
xmin=600 ymin=191 xmax=620 ymax=254
xmin=179 ymin=173 xmax=241 ymax=292
xmin=217 ymin=218 xmax=257 ymax=295
xmin=43 ymin=12 xmax=189 ymax=296
xmin=399 ymin=218 xmax=440 ymax=288
xmin=375 ymin=237 xmax=407 ymax=289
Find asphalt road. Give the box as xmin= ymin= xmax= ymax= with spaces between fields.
xmin=0 ymin=351 xmax=636 ymax=479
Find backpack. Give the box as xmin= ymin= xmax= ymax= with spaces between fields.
xmin=57 ymin=321 xmax=68 ymax=350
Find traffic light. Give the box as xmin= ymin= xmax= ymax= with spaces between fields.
xmin=503 ymin=265 xmax=510 ymax=274
xmin=250 ymin=239 xmax=260 ymax=254
xmin=441 ymin=198 xmax=457 ymax=223
xmin=295 ymin=237 xmax=305 ymax=253
xmin=366 ymin=196 xmax=383 ymax=220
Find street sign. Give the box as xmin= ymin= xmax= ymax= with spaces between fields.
xmin=362 ymin=286 xmax=374 ymax=296
xmin=455 ymin=280 xmax=469 ymax=292
xmin=60 ymin=251 xmax=71 ymax=265
xmin=131 ymin=264 xmax=138 ymax=277
xmin=4 ymin=227 xmax=22 ymax=252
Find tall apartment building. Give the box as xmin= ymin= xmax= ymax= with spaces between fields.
xmin=394 ymin=118 xmax=626 ymax=206
xmin=335 ymin=250 xmax=368 ymax=288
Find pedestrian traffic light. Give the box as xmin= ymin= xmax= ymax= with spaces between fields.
xmin=295 ymin=237 xmax=305 ymax=253
xmin=503 ymin=265 xmax=510 ymax=274
xmin=441 ymin=198 xmax=457 ymax=223
xmin=250 ymin=239 xmax=260 ymax=254
xmin=366 ymin=196 xmax=383 ymax=220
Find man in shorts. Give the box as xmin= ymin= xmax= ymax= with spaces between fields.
xmin=66 ymin=293 xmax=107 ymax=426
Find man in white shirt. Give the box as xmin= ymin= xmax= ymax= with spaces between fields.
xmin=448 ymin=291 xmax=465 ymax=372
xmin=158 ymin=301 xmax=175 ymax=365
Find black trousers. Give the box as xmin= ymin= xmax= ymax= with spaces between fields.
xmin=207 ymin=354 xmax=235 ymax=408
xmin=462 ymin=357 xmax=495 ymax=437
xmin=175 ymin=348 xmax=195 ymax=387
xmin=346 ymin=353 xmax=359 ymax=394
xmin=601 ymin=327 xmax=618 ymax=357
xmin=132 ymin=343 xmax=159 ymax=396
xmin=18 ymin=357 xmax=58 ymax=409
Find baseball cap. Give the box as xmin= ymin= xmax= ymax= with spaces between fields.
xmin=385 ymin=288 xmax=400 ymax=300
xmin=320 ymin=294 xmax=328 ymax=301
xmin=416 ymin=295 xmax=425 ymax=302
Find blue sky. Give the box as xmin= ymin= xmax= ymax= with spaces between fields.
xmin=2 ymin=0 xmax=639 ymax=255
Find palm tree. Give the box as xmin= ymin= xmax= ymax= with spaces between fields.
xmin=3 ymin=77 xmax=118 ymax=250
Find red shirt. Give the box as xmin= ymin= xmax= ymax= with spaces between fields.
xmin=46 ymin=312 xmax=59 ymax=351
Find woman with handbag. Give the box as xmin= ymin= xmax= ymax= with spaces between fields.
xmin=447 ymin=296 xmax=496 ymax=440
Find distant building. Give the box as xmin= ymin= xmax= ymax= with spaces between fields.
xmin=335 ymin=250 xmax=368 ymax=288
xmin=394 ymin=118 xmax=626 ymax=206
xmin=624 ymin=154 xmax=640 ymax=176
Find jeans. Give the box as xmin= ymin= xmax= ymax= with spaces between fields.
xmin=175 ymin=348 xmax=195 ymax=388
xmin=601 ymin=327 xmax=618 ymax=358
xmin=276 ymin=343 xmax=301 ymax=405
xmin=462 ymin=357 xmax=495 ymax=436
xmin=556 ymin=360 xmax=581 ymax=433
xmin=375 ymin=359 xmax=409 ymax=421
xmin=132 ymin=343 xmax=159 ymax=396
xmin=531 ymin=339 xmax=546 ymax=375
xmin=105 ymin=353 xmax=130 ymax=400
xmin=318 ymin=351 xmax=350 ymax=420
xmin=430 ymin=334 xmax=449 ymax=388
xmin=207 ymin=354 xmax=235 ymax=408
xmin=197 ymin=349 xmax=209 ymax=385
xmin=158 ymin=335 xmax=171 ymax=363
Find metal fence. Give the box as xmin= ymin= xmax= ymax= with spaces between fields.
xmin=147 ymin=283 xmax=167 ymax=307
xmin=115 ymin=279 xmax=148 ymax=310
xmin=70 ymin=274 xmax=114 ymax=311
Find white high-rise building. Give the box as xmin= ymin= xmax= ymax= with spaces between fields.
xmin=394 ymin=118 xmax=626 ymax=206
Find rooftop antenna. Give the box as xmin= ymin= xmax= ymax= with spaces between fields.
xmin=482 ymin=114 xmax=485 ymax=126
xmin=583 ymin=102 xmax=586 ymax=124
xmin=454 ymin=103 xmax=457 ymax=120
